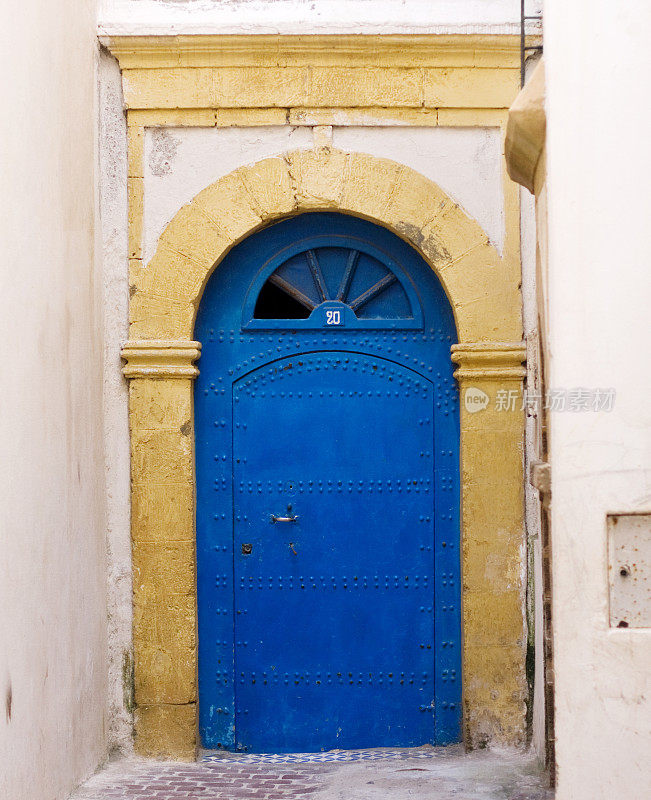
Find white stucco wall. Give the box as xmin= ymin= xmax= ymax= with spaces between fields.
xmin=142 ymin=125 xmax=504 ymax=264
xmin=520 ymin=183 xmax=545 ymax=762
xmin=0 ymin=2 xmax=108 ymax=799
xmin=99 ymin=0 xmax=542 ymax=36
xmin=545 ymin=1 xmax=651 ymax=797
xmin=99 ymin=51 xmax=133 ymax=756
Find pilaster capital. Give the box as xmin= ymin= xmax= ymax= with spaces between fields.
xmin=450 ymin=342 xmax=526 ymax=382
xmin=122 ymin=339 xmax=202 ymax=380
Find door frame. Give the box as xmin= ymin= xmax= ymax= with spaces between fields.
xmin=121 ymin=148 xmax=526 ymax=759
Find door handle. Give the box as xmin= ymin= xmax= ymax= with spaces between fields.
xmin=270 ymin=503 xmax=298 ymax=523
xmin=270 ymin=514 xmax=299 ymax=523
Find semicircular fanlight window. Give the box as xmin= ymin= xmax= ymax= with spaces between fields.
xmin=254 ymin=245 xmax=413 ymax=320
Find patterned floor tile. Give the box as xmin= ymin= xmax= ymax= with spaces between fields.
xmin=200 ymin=745 xmax=443 ymax=764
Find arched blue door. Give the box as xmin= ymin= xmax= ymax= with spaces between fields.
xmin=195 ymin=213 xmax=460 ymax=752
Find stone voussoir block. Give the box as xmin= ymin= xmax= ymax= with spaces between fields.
xmin=286 ymin=148 xmax=350 ymax=209
xmin=381 ymin=171 xmax=450 ymax=254
xmin=240 ymin=156 xmax=297 ymax=219
xmin=439 ymin=242 xmax=505 ymax=303
xmin=420 ymin=200 xmax=490 ymax=267
xmin=193 ymin=168 xmax=263 ymax=244
xmin=139 ymin=244 xmax=210 ymax=304
xmin=339 ymin=153 xmax=403 ymax=221
xmin=158 ymin=204 xmax=233 ymax=273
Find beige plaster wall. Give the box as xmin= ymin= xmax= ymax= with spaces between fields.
xmin=0 ymin=1 xmax=108 ymax=798
xmin=545 ymin=2 xmax=651 ymax=797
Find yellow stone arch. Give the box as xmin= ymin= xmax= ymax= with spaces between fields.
xmin=130 ymin=149 xmax=521 ymax=342
xmin=122 ymin=148 xmax=527 ymax=759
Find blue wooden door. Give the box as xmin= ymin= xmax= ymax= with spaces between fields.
xmin=233 ymin=353 xmax=435 ymax=752
xmin=195 ymin=213 xmax=460 ymax=752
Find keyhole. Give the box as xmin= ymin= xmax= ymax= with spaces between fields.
xmin=619 ymin=565 xmax=630 ymax=578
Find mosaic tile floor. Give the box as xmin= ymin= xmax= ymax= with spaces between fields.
xmin=200 ymin=745 xmax=443 ymax=764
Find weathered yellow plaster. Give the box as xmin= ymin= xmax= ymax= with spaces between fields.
xmin=424 ymin=67 xmax=519 ymax=108
xmin=127 ymin=177 xmax=144 ymax=260
xmin=129 ymin=257 xmax=143 ymax=286
xmin=126 ymin=107 xmax=510 ymax=130
xmin=127 ymin=362 xmax=199 ymax=746
xmin=103 ymin=34 xmax=539 ymax=70
xmin=127 ymin=125 xmax=144 ymax=179
xmin=108 ymin=35 xmax=534 ymax=115
xmin=135 ymin=704 xmax=196 ymax=761
xmin=437 ymin=108 xmax=507 ymax=127
xmin=131 ymin=481 xmax=195 ymax=544
xmin=120 ymin=65 xmax=521 ymax=111
xmin=108 ymin=33 xmax=529 ymax=759
xmin=129 ymin=108 xmax=218 ymax=128
xmin=463 ymin=643 xmax=526 ymax=745
xmin=132 ymin=578 xmax=195 ymax=703
xmin=451 ymin=343 xmax=527 ymax=747
xmin=128 ymin=295 xmax=195 ymax=341
xmin=288 ymin=107 xmax=440 ymax=127
xmin=216 ymin=108 xmax=288 ymax=127
xmin=310 ymin=67 xmax=422 ymax=107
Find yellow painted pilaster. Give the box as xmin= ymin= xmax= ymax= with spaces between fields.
xmin=123 ymin=341 xmax=201 ymax=760
xmin=451 ymin=343 xmax=527 ymax=747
